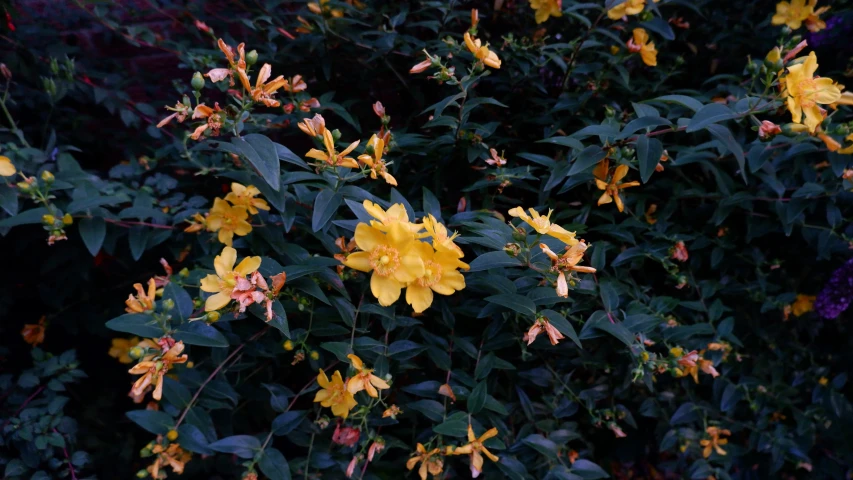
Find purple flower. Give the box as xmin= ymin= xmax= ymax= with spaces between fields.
xmin=814 ymin=258 xmax=853 ymax=319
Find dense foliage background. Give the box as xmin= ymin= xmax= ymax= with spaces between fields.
xmin=1 ymin=0 xmax=853 ymax=479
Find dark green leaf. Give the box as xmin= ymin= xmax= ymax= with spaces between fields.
xmin=209 ymin=435 xmax=261 ymax=459
xmin=126 ymin=410 xmax=173 ymax=435
xmin=173 ymin=321 xmax=228 ymax=347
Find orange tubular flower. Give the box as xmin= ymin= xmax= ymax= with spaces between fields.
xmin=306 ymin=129 xmax=360 ymax=168
xmin=450 ymin=425 xmax=500 ymax=478
xmin=593 ymin=159 xmax=640 ymax=212
xmin=126 ymin=278 xmax=157 ymax=313
xmin=129 ymin=341 xmax=188 ymax=401
xmin=346 ymin=354 xmax=390 ymax=397
xmin=406 ymin=443 xmax=444 ymax=480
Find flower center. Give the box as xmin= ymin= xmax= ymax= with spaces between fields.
xmin=369 ymin=244 xmax=400 ymax=276
xmin=416 ymin=260 xmax=443 ymax=288
xmin=796 ymin=78 xmax=819 ymax=107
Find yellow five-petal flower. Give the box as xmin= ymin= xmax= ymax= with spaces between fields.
xmin=200 ymin=246 xmax=262 ymax=311
xmin=346 ymin=354 xmax=390 ymax=397
xmin=781 ymin=52 xmax=841 ymax=133
xmin=508 ymin=206 xmax=578 ymax=245
xmin=314 ymin=369 xmax=358 ymax=418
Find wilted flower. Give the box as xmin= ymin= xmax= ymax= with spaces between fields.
xmin=156 ymin=100 xmax=192 ymax=128
xmin=126 ymin=278 xmax=157 ymax=313
xmin=540 ymin=241 xmax=596 ymax=298
xmin=189 ymin=103 xmax=224 ymax=140
xmin=671 ymin=241 xmax=689 ymax=262
xmin=525 ymin=317 xmax=565 ymax=345
xmin=486 ymin=148 xmax=507 ymax=167
xmin=450 ymin=425 xmax=500 ymax=478
xmin=758 ymin=120 xmax=782 ymax=139
xmin=358 ymin=134 xmax=397 ymax=186
xmin=298 ymin=113 xmax=326 ymax=137
xmin=286 ymin=74 xmax=308 ymax=92
xmin=382 ymin=404 xmax=402 ymax=418
xmin=368 ymin=438 xmax=385 ymax=461
xmin=147 ymin=443 xmax=191 ymax=478
xmin=21 ymin=316 xmax=46 ymax=346
xmin=407 ymin=444 xmax=443 ymax=480
xmin=332 ymin=423 xmax=361 ymax=447
xmin=438 ymin=383 xmax=456 ymax=402
xmin=129 ymin=341 xmax=188 ymax=401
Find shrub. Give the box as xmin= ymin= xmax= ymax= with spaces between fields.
xmin=1 ymin=0 xmax=853 ymax=479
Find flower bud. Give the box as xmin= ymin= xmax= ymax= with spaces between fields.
xmin=40 ymin=170 xmax=54 ymax=183
xmin=16 ymin=180 xmax=32 ymax=193
xmin=764 ymin=46 xmax=782 ymax=71
xmin=207 ymin=311 xmax=220 ymax=322
xmin=129 ymin=346 xmax=145 ymax=360
xmin=42 ymin=214 xmax=56 ymax=225
xmin=0 ymin=63 xmax=11 ymax=80
xmin=166 ymin=429 xmax=179 ymax=441
xmin=62 ymin=213 xmax=73 ymax=225
xmin=781 ymin=123 xmax=809 ymax=136
xmin=49 ymin=57 xmax=60 ymax=75
xmin=246 ymin=50 xmax=259 ymax=66
xmin=136 ymin=469 xmax=149 ymax=478
xmin=283 ymin=340 xmax=294 ymax=351
xmin=309 ymin=350 xmax=320 ymax=360
xmin=162 ymin=298 xmax=175 ymax=311
xmin=179 ymin=267 xmax=189 ymax=277
xmin=191 ymin=72 xmax=205 ymax=91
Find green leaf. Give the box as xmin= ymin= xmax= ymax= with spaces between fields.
xmin=78 ymin=217 xmax=106 ymax=256
xmin=259 ymin=448 xmax=292 ymax=480
xmin=636 ymin=135 xmax=663 ymax=184
xmin=571 ymin=459 xmax=610 ymax=479
xmin=432 ymin=413 xmax=469 ymax=437
xmin=538 ymin=136 xmax=584 ymax=150
xmin=422 ymin=187 xmax=443 ymax=221
xmin=272 ymin=411 xmax=307 ymax=436
xmin=523 ymin=434 xmax=558 ymax=460
xmin=706 ymin=124 xmax=746 ymax=181
xmin=468 ymin=381 xmax=487 ymax=414
xmin=640 ymin=17 xmax=675 ymax=40
xmin=650 ymin=95 xmax=703 ymax=112
xmin=4 ymin=459 xmax=26 ymax=476
xmin=686 ymin=103 xmax=736 ymax=133
xmin=162 ymin=283 xmax=193 ymax=323
xmin=232 ymin=135 xmax=280 ymax=192
xmin=126 ymin=410 xmax=173 ymax=435
xmin=541 ymin=310 xmax=581 ymax=348
xmin=0 ymin=184 xmax=18 ymax=216
xmin=312 ymin=189 xmax=342 ymax=232
xmin=388 ymin=340 xmax=426 ymax=360
xmin=66 ymin=195 xmax=127 ymax=214
xmin=618 ymin=116 xmax=672 ymax=138
xmin=209 ymin=435 xmax=261 ymax=459
xmin=105 ymin=313 xmax=165 ymax=337
xmin=177 ymin=425 xmax=214 ymax=455
xmin=485 ymin=294 xmax=537 ymax=317
xmin=320 ymin=341 xmax=353 ymax=362
xmin=468 ymin=251 xmax=524 ymax=272
xmin=172 ymin=322 xmax=228 ymax=348
xmin=568 ymin=146 xmax=607 ymax=176
xmin=670 ymin=402 xmax=698 ymax=425
xmin=0 ymin=207 xmax=49 ymax=227
xmin=251 ymin=301 xmax=290 ymax=337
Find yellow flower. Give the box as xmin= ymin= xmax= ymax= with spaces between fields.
xmin=529 ymin=0 xmax=562 ymax=24
xmin=147 ymin=443 xmax=191 ymax=478
xmin=125 ymin=278 xmax=157 ymax=313
xmin=362 ymin=200 xmax=424 ymax=234
xmin=346 ymin=354 xmax=390 ymax=397
xmin=306 ymin=129 xmax=360 ymax=168
xmin=607 ymin=0 xmax=645 ymax=20
xmin=224 ymin=182 xmax=270 ymax=214
xmin=700 ymin=426 xmax=731 ymax=458
xmin=508 ymin=206 xmax=578 ymax=245
xmin=109 ymin=337 xmax=140 ymax=364
xmin=200 ymin=246 xmax=262 ymax=311
xmin=129 ymin=341 xmax=188 ymax=401
xmin=237 ymin=63 xmax=289 ymax=108
xmin=791 ymin=294 xmax=815 ymax=316
xmin=406 ymin=444 xmax=444 ymax=480
xmin=0 ymin=155 xmax=16 ymax=176
xmin=405 ymin=241 xmax=467 ymax=313
xmin=189 ymin=103 xmax=224 ymax=140
xmin=819 ymin=376 xmax=829 ymax=386
xmin=781 ymin=52 xmax=841 ymax=133
xmin=343 ymin=221 xmax=425 ymax=306
xmin=314 ymin=369 xmax=357 ymax=418
xmin=358 ymin=134 xmax=397 ymax=186
xmin=540 ymin=241 xmax=596 ymax=298
xmin=207 ymin=198 xmax=252 ymax=246
xmin=423 ymin=214 xmax=465 ymax=258
xmin=450 ymin=425 xmax=500 ymax=478
xmin=463 ymin=32 xmax=501 ymax=69
xmin=627 ymin=28 xmax=657 ymax=67
xmin=805 ymin=5 xmax=829 ymax=32
xmin=593 ymin=159 xmax=640 ymax=212
xmin=771 ymin=0 xmax=819 ymax=30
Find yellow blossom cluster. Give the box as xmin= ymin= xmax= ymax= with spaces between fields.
xmin=529 ymin=0 xmax=562 ymax=24
xmin=313 ymin=354 xmax=389 ymax=419
xmin=185 ymin=182 xmax=268 ymax=246
xmin=407 ymin=425 xmax=500 ymax=479
xmin=342 ymin=201 xmax=468 ymax=313
xmin=771 ymin=0 xmax=829 ymax=32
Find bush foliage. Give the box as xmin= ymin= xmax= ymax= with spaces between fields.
xmin=2 ymin=0 xmax=853 ymax=479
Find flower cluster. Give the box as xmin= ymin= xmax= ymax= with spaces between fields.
xmin=342 ymin=201 xmax=468 ymax=313
xmin=772 ymin=0 xmax=829 ymax=32
xmin=199 ymin=246 xmax=285 ymax=320
xmin=407 ymin=425 xmax=500 ymax=479
xmin=313 ymin=354 xmax=389 ymax=419
xmin=185 ymin=182 xmax=268 ymax=246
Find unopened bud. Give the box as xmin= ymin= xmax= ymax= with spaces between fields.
xmin=331 ymin=129 xmax=342 ymax=142
xmin=0 ymin=63 xmax=11 ymax=80
xmin=191 ymin=72 xmax=205 ymax=91
xmin=207 ymin=311 xmax=220 ymax=322
xmin=781 ymin=123 xmax=809 ymax=136
xmin=49 ymin=58 xmax=60 ymax=75
xmin=136 ymin=469 xmax=149 ymax=478
xmin=283 ymin=340 xmax=294 ymax=351
xmin=62 ymin=213 xmax=73 ymax=225
xmin=129 ymin=346 xmax=145 ymax=360
xmin=162 ymin=298 xmax=175 ymax=311
xmin=40 ymin=170 xmax=54 ymax=183
xmin=246 ymin=50 xmax=259 ymax=66
xmin=42 ymin=214 xmax=56 ymax=225
xmin=166 ymin=429 xmax=179 ymax=441
xmin=310 ymin=350 xmax=320 ymax=360
xmin=179 ymin=267 xmax=190 ymax=277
